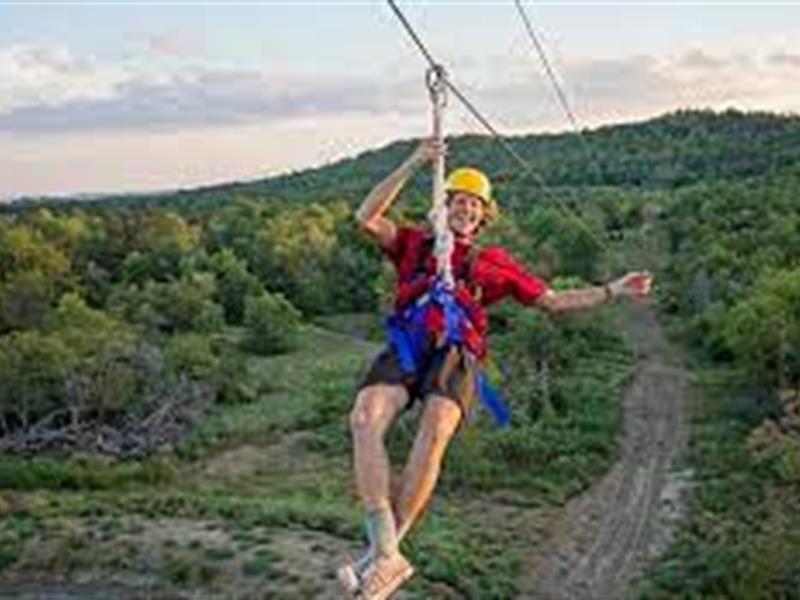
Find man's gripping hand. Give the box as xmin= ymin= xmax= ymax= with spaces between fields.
xmin=607 ymin=271 xmax=653 ymax=299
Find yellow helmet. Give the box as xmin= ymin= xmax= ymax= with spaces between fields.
xmin=445 ymin=167 xmax=499 ymax=223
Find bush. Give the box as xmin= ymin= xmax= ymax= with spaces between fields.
xmin=241 ymin=292 xmax=301 ymax=355
xmin=0 ymin=270 xmax=57 ymax=331
xmin=47 ymin=292 xmax=133 ymax=357
xmin=207 ymin=249 xmax=262 ymax=324
xmin=110 ymin=274 xmax=224 ymax=333
xmin=723 ymin=267 xmax=800 ymax=389
xmin=165 ymin=333 xmax=257 ymax=404
xmin=164 ymin=333 xmax=219 ymax=379
xmin=66 ymin=340 xmax=157 ymax=421
xmin=0 ymin=330 xmax=77 ymax=431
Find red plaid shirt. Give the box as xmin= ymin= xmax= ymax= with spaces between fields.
xmin=383 ymin=226 xmax=550 ymax=358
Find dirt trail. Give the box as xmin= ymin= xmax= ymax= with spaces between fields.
xmin=519 ymin=304 xmax=693 ymax=599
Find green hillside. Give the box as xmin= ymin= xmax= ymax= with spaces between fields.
xmin=5 ymin=108 xmax=800 ymax=216
xmin=1 ymin=109 xmax=799 ymax=597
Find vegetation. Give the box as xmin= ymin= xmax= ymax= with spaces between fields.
xmin=0 ymin=109 xmax=798 ymax=596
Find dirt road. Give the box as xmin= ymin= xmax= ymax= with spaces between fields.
xmin=519 ymin=304 xmax=693 ymax=599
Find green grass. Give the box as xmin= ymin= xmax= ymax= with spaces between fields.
xmin=0 ymin=514 xmax=41 ymax=573
xmin=0 ymin=455 xmax=177 ymax=492
xmin=0 ymin=313 xmax=635 ymax=596
xmin=403 ymin=508 xmax=521 ymax=599
xmin=176 ymin=324 xmax=377 ymax=459
xmin=441 ymin=317 xmax=635 ymax=504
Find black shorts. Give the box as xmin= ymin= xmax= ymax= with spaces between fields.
xmin=358 ymin=342 xmax=478 ymax=418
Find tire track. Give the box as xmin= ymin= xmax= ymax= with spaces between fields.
xmin=519 ymin=304 xmax=692 ymax=599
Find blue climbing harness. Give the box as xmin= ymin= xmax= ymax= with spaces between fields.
xmin=385 ymin=277 xmax=510 ymax=427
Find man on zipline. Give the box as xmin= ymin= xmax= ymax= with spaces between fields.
xmin=341 ymin=139 xmax=652 ymax=599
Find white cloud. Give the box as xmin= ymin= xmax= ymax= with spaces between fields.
xmin=0 ymin=48 xmax=422 ymax=133
xmin=0 ymin=43 xmax=128 ymax=114
xmin=3 ymin=40 xmax=798 ymax=137
xmin=453 ymin=48 xmax=800 ymax=130
xmin=676 ymin=49 xmax=727 ymax=71
xmin=2 ymin=40 xmax=800 ymax=196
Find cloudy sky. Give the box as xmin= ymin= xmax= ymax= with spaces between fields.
xmin=2 ymin=1 xmax=799 ymax=198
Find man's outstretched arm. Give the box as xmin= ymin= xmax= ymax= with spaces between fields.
xmin=355 ymin=139 xmax=444 ymax=251
xmin=535 ymin=272 xmax=653 ymax=314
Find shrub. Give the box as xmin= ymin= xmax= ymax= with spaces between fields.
xmin=0 ymin=330 xmax=77 ymax=431
xmin=66 ymin=340 xmax=156 ymax=422
xmin=723 ymin=267 xmax=800 ymax=389
xmin=0 ymin=270 xmax=57 ymax=331
xmin=241 ymin=292 xmax=301 ymax=355
xmin=47 ymin=292 xmax=133 ymax=357
xmin=110 ymin=274 xmax=224 ymax=333
xmin=207 ymin=249 xmax=261 ymax=324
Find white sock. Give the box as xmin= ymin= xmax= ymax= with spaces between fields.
xmin=365 ymin=504 xmax=398 ymax=558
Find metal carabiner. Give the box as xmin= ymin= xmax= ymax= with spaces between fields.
xmin=425 ymin=64 xmax=448 ymax=108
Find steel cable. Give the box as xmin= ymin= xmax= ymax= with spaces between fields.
xmin=385 ymin=0 xmax=612 ymax=255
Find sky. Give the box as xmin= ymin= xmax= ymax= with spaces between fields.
xmin=1 ymin=1 xmax=799 ymax=199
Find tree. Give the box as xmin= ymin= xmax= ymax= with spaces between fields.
xmin=205 ymin=196 xmax=272 ymax=257
xmin=46 ymin=292 xmax=133 ymax=357
xmin=242 ymin=292 xmax=302 ymax=355
xmin=248 ymin=203 xmax=336 ymax=314
xmin=0 ymin=330 xmax=76 ymax=430
xmin=0 ymin=224 xmax=70 ymax=281
xmin=723 ymin=268 xmax=800 ymax=390
xmin=206 ymin=249 xmax=262 ymax=324
xmin=110 ymin=274 xmax=224 ymax=334
xmin=0 ymin=270 xmax=54 ymax=331
xmin=120 ymin=211 xmax=200 ymax=284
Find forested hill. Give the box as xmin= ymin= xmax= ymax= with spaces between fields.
xmin=1 ymin=109 xmax=800 ymax=596
xmin=4 ymin=109 xmax=800 ymax=216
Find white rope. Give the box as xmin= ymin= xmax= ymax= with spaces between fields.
xmin=426 ymin=65 xmax=455 ymax=289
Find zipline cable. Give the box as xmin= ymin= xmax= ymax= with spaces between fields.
xmin=386 ymin=0 xmax=531 ymax=174
xmin=513 ymin=0 xmax=604 ymax=184
xmin=385 ymin=0 xmax=611 ymax=255
xmin=514 ymin=0 xmax=652 ymax=272
xmin=514 ymin=0 xmax=581 ymax=135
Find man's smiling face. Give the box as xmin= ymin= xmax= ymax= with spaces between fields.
xmin=447 ymin=191 xmax=485 ymax=239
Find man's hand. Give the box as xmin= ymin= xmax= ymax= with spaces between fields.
xmin=407 ymin=138 xmax=447 ymax=169
xmin=356 ymin=139 xmax=446 ymax=251
xmin=608 ymin=271 xmax=653 ymax=299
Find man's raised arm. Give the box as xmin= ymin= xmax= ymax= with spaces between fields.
xmin=355 ymin=139 xmax=443 ymax=251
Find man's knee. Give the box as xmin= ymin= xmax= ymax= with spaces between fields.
xmin=419 ymin=395 xmax=462 ymax=448
xmin=349 ymin=385 xmax=405 ymax=437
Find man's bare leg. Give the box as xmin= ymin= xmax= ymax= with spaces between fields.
xmin=350 ymin=383 xmax=408 ymax=512
xmin=343 ymin=384 xmax=410 ymax=591
xmin=341 ymin=392 xmax=459 ymax=597
xmin=393 ymin=394 xmax=462 ymax=541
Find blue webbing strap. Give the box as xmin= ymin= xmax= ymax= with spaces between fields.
xmin=385 ymin=277 xmax=511 ymax=427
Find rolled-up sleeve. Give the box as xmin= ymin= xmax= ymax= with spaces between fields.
xmin=499 ymin=250 xmax=550 ymax=305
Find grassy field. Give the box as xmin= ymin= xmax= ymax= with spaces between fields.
xmin=0 ymin=311 xmax=635 ymax=598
